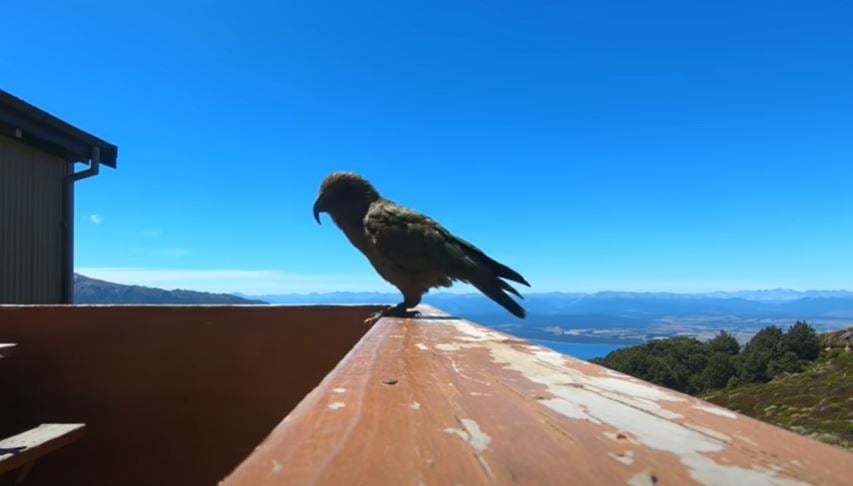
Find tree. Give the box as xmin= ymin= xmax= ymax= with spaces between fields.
xmin=745 ymin=325 xmax=785 ymax=355
xmin=706 ymin=330 xmax=740 ymax=355
xmin=768 ymin=351 xmax=803 ymax=376
xmin=739 ymin=325 xmax=789 ymax=383
xmin=741 ymin=348 xmax=772 ymax=383
xmin=697 ymin=352 xmax=738 ymax=391
xmin=783 ymin=321 xmax=820 ymax=361
xmin=726 ymin=375 xmax=741 ymax=389
xmin=595 ymin=337 xmax=708 ymax=393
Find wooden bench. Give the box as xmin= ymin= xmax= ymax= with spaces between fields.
xmin=0 ymin=344 xmax=16 ymax=359
xmin=1 ymin=345 xmax=86 ymax=483
xmin=0 ymin=424 xmax=86 ymax=483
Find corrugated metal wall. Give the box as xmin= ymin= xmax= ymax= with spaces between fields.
xmin=0 ymin=133 xmax=69 ymax=304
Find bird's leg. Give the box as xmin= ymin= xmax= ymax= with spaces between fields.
xmin=383 ymin=302 xmax=421 ymax=318
xmin=388 ymin=292 xmax=423 ymax=317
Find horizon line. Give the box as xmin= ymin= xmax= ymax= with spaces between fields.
xmin=74 ymin=273 xmax=853 ymax=297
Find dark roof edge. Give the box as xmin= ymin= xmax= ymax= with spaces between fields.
xmin=0 ymin=89 xmax=118 ymax=168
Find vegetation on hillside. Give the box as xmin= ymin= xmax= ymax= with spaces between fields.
xmin=593 ymin=323 xmax=852 ymax=450
xmin=704 ymin=346 xmax=853 ymax=450
xmin=593 ymin=321 xmax=822 ymax=394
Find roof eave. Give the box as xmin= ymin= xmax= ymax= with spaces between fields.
xmin=0 ymin=89 xmax=118 ymax=168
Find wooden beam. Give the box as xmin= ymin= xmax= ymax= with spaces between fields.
xmin=223 ymin=306 xmax=853 ymax=485
xmin=0 ymin=424 xmax=86 ymax=477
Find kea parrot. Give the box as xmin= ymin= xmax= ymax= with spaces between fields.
xmin=313 ymin=172 xmax=530 ymax=318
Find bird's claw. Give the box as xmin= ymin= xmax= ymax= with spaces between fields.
xmin=363 ymin=305 xmax=421 ymax=324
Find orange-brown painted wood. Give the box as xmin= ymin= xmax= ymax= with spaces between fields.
xmin=0 ymin=305 xmax=377 ymax=486
xmin=223 ymin=306 xmax=853 ymax=486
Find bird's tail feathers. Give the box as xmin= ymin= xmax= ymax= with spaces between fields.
xmin=458 ymin=240 xmax=530 ymax=287
xmin=470 ymin=277 xmax=527 ymax=319
xmin=489 ymin=259 xmax=530 ymax=287
xmin=498 ymin=278 xmax=523 ymax=299
xmin=452 ymin=236 xmax=529 ymax=317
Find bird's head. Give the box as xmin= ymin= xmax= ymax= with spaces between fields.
xmin=313 ymin=172 xmax=380 ymax=224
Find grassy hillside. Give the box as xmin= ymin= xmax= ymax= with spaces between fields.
xmin=703 ymin=329 xmax=853 ymax=450
xmin=595 ymin=324 xmax=852 ymax=450
xmin=74 ymin=274 xmax=266 ymax=305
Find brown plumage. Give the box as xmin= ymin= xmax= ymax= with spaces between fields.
xmin=313 ymin=172 xmax=530 ymax=318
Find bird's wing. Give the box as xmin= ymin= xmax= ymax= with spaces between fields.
xmin=364 ymin=201 xmax=472 ymax=276
xmin=364 ymin=200 xmax=529 ymax=318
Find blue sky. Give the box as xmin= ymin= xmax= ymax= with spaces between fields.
xmin=3 ymin=1 xmax=852 ymax=294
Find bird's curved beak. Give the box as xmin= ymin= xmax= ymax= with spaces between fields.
xmin=313 ymin=197 xmax=324 ymax=224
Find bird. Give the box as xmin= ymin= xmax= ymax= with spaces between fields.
xmin=312 ymin=172 xmax=530 ymax=318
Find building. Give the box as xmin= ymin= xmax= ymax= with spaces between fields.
xmin=0 ymin=90 xmax=117 ymax=304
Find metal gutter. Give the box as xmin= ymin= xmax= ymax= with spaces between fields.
xmin=62 ymin=146 xmax=102 ymax=303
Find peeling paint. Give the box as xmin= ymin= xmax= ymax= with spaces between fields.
xmin=684 ymin=457 xmax=809 ymax=486
xmin=415 ymin=343 xmax=429 ymax=351
xmin=332 ymin=388 xmax=346 ymax=394
xmin=685 ymin=423 xmax=731 ymax=444
xmin=735 ymin=434 xmax=759 ymax=447
xmin=450 ymin=321 xmax=507 ymax=343
xmin=446 ymin=356 xmax=490 ymax=386
xmin=694 ymin=404 xmax=738 ymax=419
xmin=328 ymin=402 xmax=346 ymax=410
xmin=443 ymin=427 xmax=468 ymax=441
xmin=443 ymin=419 xmax=491 ymax=454
xmin=604 ymin=431 xmax=638 ymax=444
xmin=530 ymin=349 xmax=686 ymax=404
xmin=443 ymin=418 xmax=494 ymax=479
xmin=436 ymin=319 xmax=810 ymax=486
xmin=436 ymin=343 xmax=464 ymax=352
xmin=627 ymin=471 xmax=656 ymax=486
xmin=460 ymin=419 xmax=491 ymax=453
xmin=271 ymin=460 xmax=283 ymax=475
xmin=609 ymin=450 xmax=634 ymax=466
xmin=410 ymin=401 xmax=421 ymax=410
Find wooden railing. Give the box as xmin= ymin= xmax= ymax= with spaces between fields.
xmin=223 ymin=306 xmax=853 ymax=485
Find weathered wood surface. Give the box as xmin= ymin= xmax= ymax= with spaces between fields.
xmin=0 ymin=343 xmax=15 ymax=358
xmin=223 ymin=306 xmax=853 ymax=486
xmin=0 ymin=423 xmax=85 ymax=476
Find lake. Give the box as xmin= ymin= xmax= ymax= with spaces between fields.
xmin=528 ymin=339 xmax=626 ymax=360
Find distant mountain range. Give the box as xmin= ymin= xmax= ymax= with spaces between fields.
xmin=247 ymin=289 xmax=853 ymax=319
xmin=74 ymin=274 xmax=853 ymax=346
xmin=244 ymin=289 xmax=853 ymax=345
xmin=74 ymin=274 xmax=266 ymax=305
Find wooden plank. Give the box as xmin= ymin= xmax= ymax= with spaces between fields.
xmin=0 ymin=343 xmax=16 ymax=358
xmin=0 ymin=424 xmax=86 ymax=476
xmin=223 ymin=305 xmax=853 ymax=486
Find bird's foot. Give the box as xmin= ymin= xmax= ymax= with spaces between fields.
xmin=363 ymin=304 xmax=420 ymax=325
